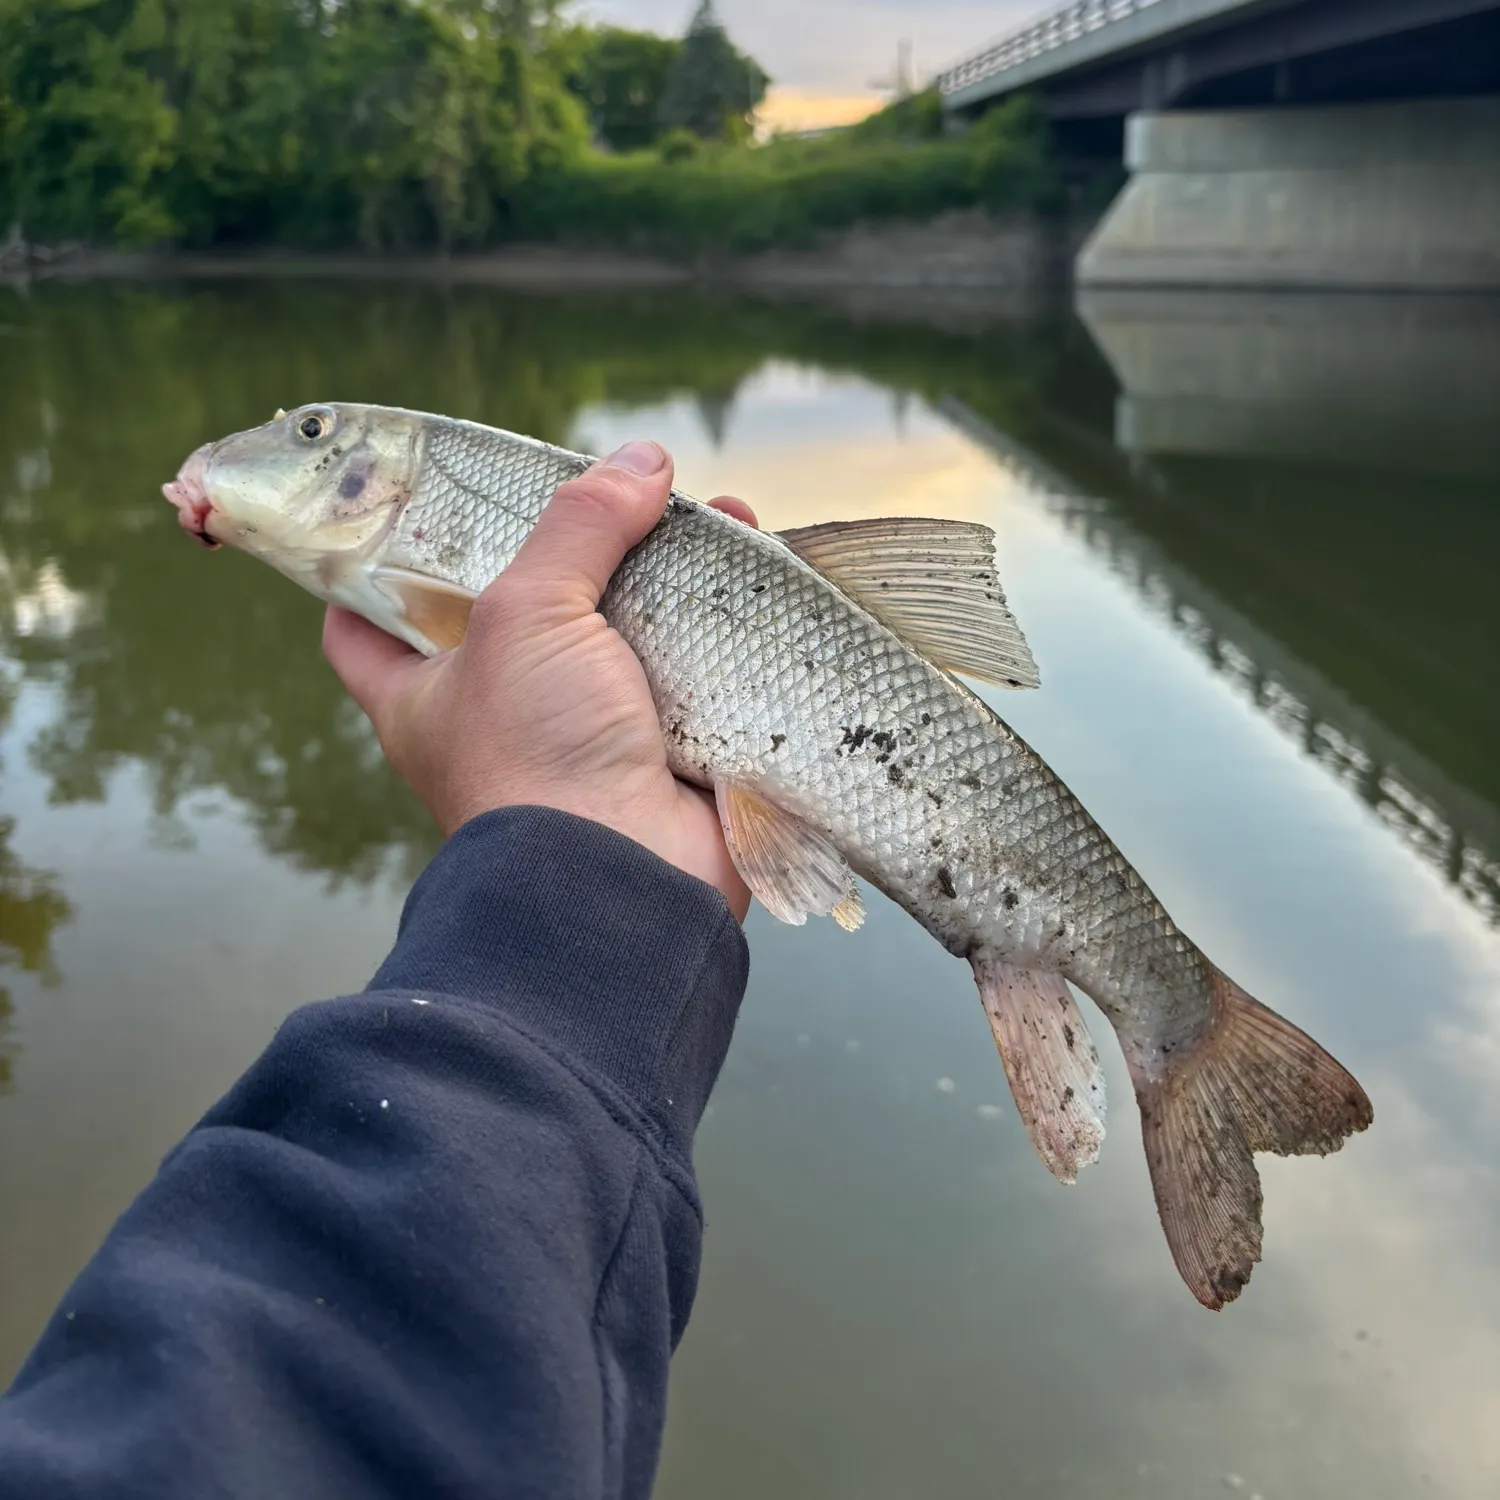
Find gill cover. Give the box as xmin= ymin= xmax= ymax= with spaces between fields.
xmin=200 ymin=403 xmax=424 ymax=565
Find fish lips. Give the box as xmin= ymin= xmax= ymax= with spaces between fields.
xmin=163 ymin=442 xmax=223 ymax=550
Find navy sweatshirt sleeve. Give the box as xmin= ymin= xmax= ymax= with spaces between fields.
xmin=0 ymin=807 xmax=750 ymax=1500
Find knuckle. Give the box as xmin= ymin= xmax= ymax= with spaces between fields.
xmin=557 ymin=466 xmax=632 ymax=507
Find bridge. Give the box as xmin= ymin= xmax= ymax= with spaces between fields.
xmin=935 ymin=0 xmax=1500 ymax=288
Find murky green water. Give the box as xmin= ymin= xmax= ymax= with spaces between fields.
xmin=1 ymin=278 xmax=1497 ymax=1497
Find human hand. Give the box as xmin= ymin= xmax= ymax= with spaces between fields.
xmin=322 ymin=440 xmax=755 ymax=921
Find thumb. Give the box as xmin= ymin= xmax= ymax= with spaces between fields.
xmin=502 ymin=440 xmax=673 ymax=614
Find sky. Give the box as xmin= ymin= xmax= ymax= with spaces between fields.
xmin=573 ymin=0 xmax=1042 ymax=132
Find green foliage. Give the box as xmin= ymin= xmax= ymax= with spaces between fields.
xmin=657 ymin=1 xmax=768 ymax=144
xmin=0 ymin=0 xmax=589 ymax=249
xmin=568 ymin=25 xmax=680 ymax=153
xmin=516 ymin=102 xmax=1062 ymax=257
xmin=849 ymin=87 xmax=947 ymax=145
xmin=0 ymin=1 xmax=1059 ymax=256
xmin=655 ymin=128 xmax=701 ymax=165
xmin=966 ymin=94 xmax=1063 ymax=213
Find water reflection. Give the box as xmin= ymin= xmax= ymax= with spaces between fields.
xmin=0 ymin=282 xmax=1071 ymax=897
xmin=0 ymin=278 xmax=1496 ymax=1495
xmin=943 ymin=396 xmax=1500 ymax=923
xmin=0 ymin=273 xmax=1493 ymax=1048
xmin=0 ymin=818 xmax=71 ymax=1094
xmin=1072 ymin=288 xmax=1500 ymax=813
xmin=1078 ymin=288 xmax=1500 ymax=480
xmin=0 ymin=552 xmax=75 ymax=1092
xmin=10 ymin=279 xmax=1489 ymax=914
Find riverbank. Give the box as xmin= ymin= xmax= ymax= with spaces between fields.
xmin=13 ymin=210 xmax=1095 ymax=322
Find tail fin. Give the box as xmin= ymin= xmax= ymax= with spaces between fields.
xmin=1131 ymin=969 xmax=1372 ymax=1310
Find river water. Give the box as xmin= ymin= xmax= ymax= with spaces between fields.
xmin=0 ymin=279 xmax=1496 ymax=1498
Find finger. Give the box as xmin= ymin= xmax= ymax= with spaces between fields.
xmin=322 ymin=605 xmax=425 ymax=730
xmin=709 ymin=496 xmax=758 ymax=530
xmin=499 ymin=441 xmax=673 ymax=613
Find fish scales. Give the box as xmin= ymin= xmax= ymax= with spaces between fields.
xmin=387 ymin=421 xmax=588 ymax=592
xmin=383 ymin=419 xmax=1171 ymax=998
xmin=608 ymin=495 xmax=1202 ymax=1023
xmin=163 ymin=402 xmax=1373 ymax=1312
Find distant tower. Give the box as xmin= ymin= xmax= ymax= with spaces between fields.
xmin=869 ymin=41 xmax=916 ymax=101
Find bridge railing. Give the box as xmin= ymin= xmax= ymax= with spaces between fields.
xmin=936 ymin=0 xmax=1166 ymax=95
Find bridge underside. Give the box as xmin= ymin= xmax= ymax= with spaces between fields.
xmin=948 ymin=0 xmax=1500 ymax=135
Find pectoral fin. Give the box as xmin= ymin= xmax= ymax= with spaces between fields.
xmin=714 ymin=780 xmax=865 ymax=931
xmin=371 ymin=566 xmax=477 ymax=654
xmin=777 ymin=517 xmax=1039 ymax=690
xmin=972 ymin=954 xmax=1106 ymax=1184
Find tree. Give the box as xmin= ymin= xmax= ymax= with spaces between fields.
xmin=571 ymin=26 xmax=679 ymax=153
xmin=658 ymin=1 xmax=768 ymax=144
xmin=0 ymin=0 xmax=589 ymax=250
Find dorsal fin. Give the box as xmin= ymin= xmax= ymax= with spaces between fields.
xmin=777 ymin=517 xmax=1038 ymax=690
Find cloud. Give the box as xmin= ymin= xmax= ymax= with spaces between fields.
xmin=572 ymin=0 xmax=1041 ymax=94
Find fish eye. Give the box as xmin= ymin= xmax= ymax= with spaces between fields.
xmin=296 ymin=409 xmax=334 ymax=443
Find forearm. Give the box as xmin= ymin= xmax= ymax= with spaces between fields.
xmin=0 ymin=809 xmax=749 ymax=1500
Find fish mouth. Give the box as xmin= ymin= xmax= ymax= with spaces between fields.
xmin=162 ymin=442 xmax=222 ymax=550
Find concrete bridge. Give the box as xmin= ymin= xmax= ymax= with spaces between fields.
xmin=936 ymin=0 xmax=1500 ymax=288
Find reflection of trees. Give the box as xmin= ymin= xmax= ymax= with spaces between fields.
xmin=0 ymin=565 xmax=74 ymax=1093
xmin=1 ymin=275 xmax=1491 ymax=912
xmin=0 ymin=817 xmax=73 ymax=1093
xmin=0 ymin=279 xmax=1066 ymax=890
xmin=2 ymin=274 xmax=1493 ymax=906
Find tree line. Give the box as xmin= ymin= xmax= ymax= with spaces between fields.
xmin=0 ymin=0 xmax=771 ymax=250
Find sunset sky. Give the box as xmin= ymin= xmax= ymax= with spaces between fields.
xmin=574 ymin=0 xmax=1042 ymax=132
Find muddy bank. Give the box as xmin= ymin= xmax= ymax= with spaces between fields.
xmin=25 ymin=210 xmax=1090 ymax=305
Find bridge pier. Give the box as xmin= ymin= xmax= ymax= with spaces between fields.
xmin=1076 ymin=97 xmax=1500 ymax=291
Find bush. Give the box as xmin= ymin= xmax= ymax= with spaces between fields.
xmin=656 ymin=129 xmax=701 ymax=164
xmin=849 ymin=88 xmax=947 ymax=144
xmin=967 ymin=95 xmax=1063 ymax=214
xmin=513 ymin=100 xmax=1062 ymax=257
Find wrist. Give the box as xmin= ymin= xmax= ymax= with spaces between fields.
xmin=369 ymin=806 xmax=750 ymax=1156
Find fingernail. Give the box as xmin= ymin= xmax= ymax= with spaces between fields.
xmin=602 ymin=440 xmax=666 ymax=477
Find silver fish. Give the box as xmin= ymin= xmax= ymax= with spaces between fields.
xmin=164 ymin=403 xmax=1372 ymax=1308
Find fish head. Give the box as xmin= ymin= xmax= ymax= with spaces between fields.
xmin=163 ymin=403 xmax=422 ymax=591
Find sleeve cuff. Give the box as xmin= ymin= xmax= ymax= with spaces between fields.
xmin=367 ymin=807 xmax=750 ymax=1159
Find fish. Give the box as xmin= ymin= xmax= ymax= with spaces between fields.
xmin=164 ymin=402 xmax=1372 ymax=1309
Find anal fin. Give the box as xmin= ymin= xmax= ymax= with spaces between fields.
xmin=972 ymin=955 xmax=1107 ymax=1184
xmin=715 ymin=781 xmax=864 ymax=931
xmin=371 ymin=565 xmax=477 ymax=654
